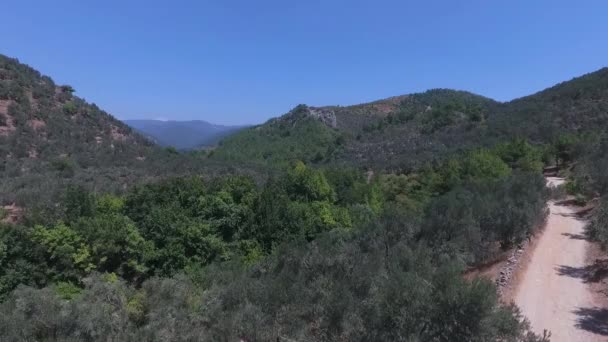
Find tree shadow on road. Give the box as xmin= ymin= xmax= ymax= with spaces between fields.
xmin=555 ymin=261 xmax=608 ymax=283
xmin=561 ymin=232 xmax=588 ymax=241
xmin=573 ymin=307 xmax=608 ymax=336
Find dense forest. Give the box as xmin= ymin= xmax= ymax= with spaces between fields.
xmin=1 ymin=55 xmax=608 ymax=341
xmin=1 ymin=148 xmax=550 ymax=341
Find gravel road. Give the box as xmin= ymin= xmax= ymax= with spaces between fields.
xmin=514 ymin=177 xmax=606 ymax=341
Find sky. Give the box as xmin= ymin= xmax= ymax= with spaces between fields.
xmin=2 ymin=1 xmax=608 ymax=125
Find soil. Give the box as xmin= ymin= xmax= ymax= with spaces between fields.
xmin=513 ymin=177 xmax=608 ymax=341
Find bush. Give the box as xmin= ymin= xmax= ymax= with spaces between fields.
xmin=587 ymin=198 xmax=608 ymax=249
xmin=51 ymin=157 xmax=76 ymax=177
xmin=462 ymin=149 xmax=512 ymax=181
xmin=422 ymin=173 xmax=547 ymax=264
xmin=547 ymin=183 xmax=567 ymax=200
xmin=565 ymin=180 xmax=581 ymax=195
xmin=62 ymin=101 xmax=78 ymax=115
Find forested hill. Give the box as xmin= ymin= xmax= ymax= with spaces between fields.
xmin=211 ymin=68 xmax=608 ymax=170
xmin=0 ymin=55 xmax=258 ymax=214
xmin=2 ymin=52 xmax=607 ymax=213
xmin=489 ymin=67 xmax=608 ymax=140
xmin=1 ymin=53 xmax=603 ymax=341
xmin=0 ymin=55 xmax=151 ymax=156
xmin=211 ymin=90 xmax=500 ymax=169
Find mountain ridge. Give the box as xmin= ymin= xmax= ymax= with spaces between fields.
xmin=0 ymin=54 xmax=255 ymax=213
xmin=210 ymin=68 xmax=608 ymax=169
xmin=1 ymin=52 xmax=607 ymax=211
xmin=123 ymin=119 xmax=247 ymax=150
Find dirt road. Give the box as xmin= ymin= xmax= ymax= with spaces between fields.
xmin=514 ymin=177 xmax=607 ymax=341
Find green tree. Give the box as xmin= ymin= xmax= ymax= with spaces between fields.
xmin=285 ymin=161 xmax=336 ymax=202
xmin=0 ymin=224 xmax=47 ymax=299
xmin=462 ymin=149 xmax=511 ymax=181
xmin=32 ymin=223 xmax=94 ymax=281
xmin=73 ymin=214 xmax=152 ymax=280
xmin=64 ymin=185 xmax=95 ymax=222
xmin=96 ymin=194 xmax=125 ymax=214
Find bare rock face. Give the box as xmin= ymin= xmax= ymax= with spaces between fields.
xmin=308 ymin=107 xmax=337 ymax=128
xmin=276 ymin=105 xmax=338 ymax=128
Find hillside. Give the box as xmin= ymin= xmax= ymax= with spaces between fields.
xmin=3 ymin=53 xmax=608 ymax=213
xmin=211 ymin=90 xmax=500 ymax=169
xmin=489 ymin=67 xmax=608 ymax=141
xmin=0 ymin=55 xmax=258 ymax=216
xmin=0 ymin=55 xmax=156 ymax=203
xmin=212 ymin=69 xmax=608 ymax=170
xmin=1 ymin=54 xmax=605 ymax=341
xmin=123 ymin=119 xmax=246 ymax=150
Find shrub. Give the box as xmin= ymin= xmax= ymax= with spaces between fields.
xmin=587 ymin=198 xmax=608 ymax=249
xmin=63 ymin=101 xmax=78 ymax=115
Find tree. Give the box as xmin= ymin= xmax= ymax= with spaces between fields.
xmin=64 ymin=185 xmax=95 ymax=222
xmin=32 ymin=223 xmax=94 ymax=281
xmin=285 ymin=161 xmax=336 ymax=202
xmin=462 ymin=149 xmax=511 ymax=181
xmin=73 ymin=214 xmax=152 ymax=280
xmin=0 ymin=224 xmax=47 ymax=299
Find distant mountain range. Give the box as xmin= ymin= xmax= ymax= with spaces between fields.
xmin=122 ymin=119 xmax=247 ymax=150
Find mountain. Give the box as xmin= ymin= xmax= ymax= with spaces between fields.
xmin=0 ymin=55 xmax=157 ymax=203
xmin=0 ymin=53 xmax=606 ymax=341
xmin=0 ymin=55 xmax=251 ymax=215
xmin=488 ymin=67 xmax=608 ymax=141
xmin=211 ymin=69 xmax=608 ymax=170
xmin=211 ymin=90 xmax=501 ymax=169
xmin=2 ymin=51 xmax=607 ymax=213
xmin=123 ymin=119 xmax=246 ymax=150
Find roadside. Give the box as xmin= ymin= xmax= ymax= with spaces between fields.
xmin=513 ymin=177 xmax=607 ymax=341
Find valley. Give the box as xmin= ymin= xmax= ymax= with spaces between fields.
xmin=3 ymin=2 xmax=608 ymax=340
xmin=0 ymin=54 xmax=608 ymax=341
xmin=123 ymin=119 xmax=246 ymax=150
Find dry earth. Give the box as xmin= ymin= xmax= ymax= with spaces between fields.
xmin=514 ymin=177 xmax=608 ymax=341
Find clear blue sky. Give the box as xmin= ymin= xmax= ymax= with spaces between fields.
xmin=2 ymin=1 xmax=607 ymax=125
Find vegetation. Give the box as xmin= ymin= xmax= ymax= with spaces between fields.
xmin=5 ymin=54 xmax=608 ymax=341
xmin=568 ymin=133 xmax=608 ymax=248
xmin=0 ymin=54 xmax=266 ymax=215
xmin=212 ymin=104 xmax=342 ymax=165
xmin=208 ymin=68 xmax=608 ymax=173
xmin=0 ymin=146 xmax=550 ymax=340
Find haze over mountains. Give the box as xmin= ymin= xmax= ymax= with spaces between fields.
xmin=123 ymin=119 xmax=247 ymax=150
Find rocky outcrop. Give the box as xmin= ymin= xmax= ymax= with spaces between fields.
xmin=308 ymin=107 xmax=337 ymax=128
